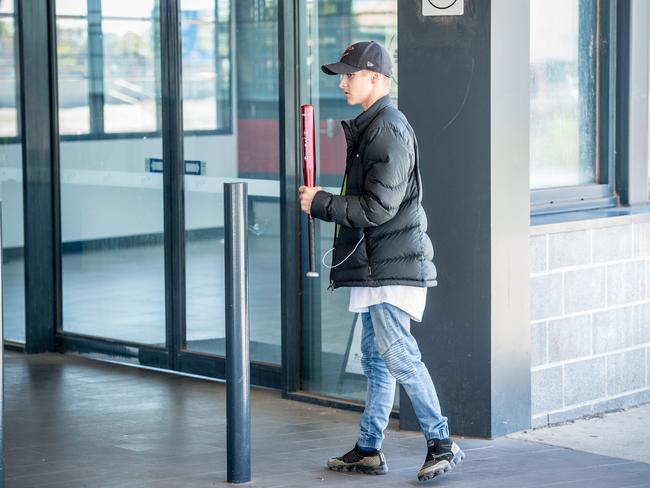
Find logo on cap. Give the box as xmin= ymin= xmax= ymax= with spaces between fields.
xmin=342 ymin=45 xmax=354 ymax=58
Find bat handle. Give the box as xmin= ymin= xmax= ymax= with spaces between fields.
xmin=306 ymin=216 xmax=319 ymax=278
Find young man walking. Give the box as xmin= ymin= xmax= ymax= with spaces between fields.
xmin=298 ymin=41 xmax=464 ymax=482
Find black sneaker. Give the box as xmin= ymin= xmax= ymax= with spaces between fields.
xmin=327 ymin=444 xmax=388 ymax=475
xmin=417 ymin=438 xmax=464 ymax=482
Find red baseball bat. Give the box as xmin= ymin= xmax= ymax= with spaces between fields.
xmin=301 ymin=104 xmax=318 ymax=278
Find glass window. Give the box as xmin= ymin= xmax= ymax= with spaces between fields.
xmin=0 ymin=2 xmax=18 ymax=137
xmin=102 ymin=0 xmax=160 ymax=133
xmin=56 ymin=3 xmax=91 ymax=135
xmin=0 ymin=0 xmax=26 ymax=343
xmin=56 ymin=0 xmax=88 ymax=16
xmin=530 ymin=0 xmax=597 ymax=189
xmin=301 ymin=0 xmax=399 ymax=405
xmin=181 ymin=0 xmax=231 ymax=131
xmin=56 ymin=0 xmax=232 ymax=138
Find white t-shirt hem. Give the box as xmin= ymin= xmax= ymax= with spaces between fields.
xmin=348 ymin=285 xmax=427 ymax=322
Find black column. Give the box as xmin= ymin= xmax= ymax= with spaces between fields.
xmin=398 ymin=0 xmax=531 ymax=438
xmin=279 ymin=0 xmax=301 ymax=393
xmin=17 ymin=0 xmax=57 ymax=353
xmin=160 ymin=0 xmax=185 ymax=369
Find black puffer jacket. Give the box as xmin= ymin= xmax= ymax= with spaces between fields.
xmin=310 ymin=95 xmax=437 ymax=289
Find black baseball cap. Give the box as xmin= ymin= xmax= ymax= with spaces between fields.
xmin=321 ymin=41 xmax=392 ymax=78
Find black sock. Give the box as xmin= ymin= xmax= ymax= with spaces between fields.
xmin=356 ymin=444 xmax=378 ymax=455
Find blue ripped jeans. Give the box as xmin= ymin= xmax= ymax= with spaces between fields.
xmin=357 ymin=303 xmax=449 ymax=450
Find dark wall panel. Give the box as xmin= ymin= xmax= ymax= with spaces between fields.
xmin=398 ymin=0 xmax=493 ymax=437
xmin=18 ymin=0 xmax=57 ymax=353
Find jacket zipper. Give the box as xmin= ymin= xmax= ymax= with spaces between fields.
xmin=328 ymin=173 xmax=347 ymax=293
xmin=334 ymin=173 xmax=347 ymax=240
xmin=365 ymin=229 xmax=372 ymax=278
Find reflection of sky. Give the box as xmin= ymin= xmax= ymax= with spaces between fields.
xmin=351 ymin=0 xmax=394 ymax=15
xmin=0 ymin=14 xmax=16 ymax=95
xmin=102 ymin=19 xmax=151 ymax=37
xmin=102 ymin=0 xmax=156 ymax=18
xmin=182 ymin=11 xmax=201 ymax=57
xmin=56 ymin=0 xmax=88 ymax=16
xmin=181 ymin=11 xmax=215 ymax=59
xmin=0 ymin=1 xmax=14 ymax=15
xmin=181 ymin=0 xmax=215 ymax=10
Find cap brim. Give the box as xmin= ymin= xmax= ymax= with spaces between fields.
xmin=321 ymin=62 xmax=362 ymax=75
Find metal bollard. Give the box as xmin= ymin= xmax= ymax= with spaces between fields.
xmin=0 ymin=203 xmax=5 ymax=488
xmin=224 ymin=183 xmax=251 ymax=483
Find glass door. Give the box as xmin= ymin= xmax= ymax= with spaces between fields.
xmin=56 ymin=0 xmax=166 ymax=346
xmin=299 ymin=0 xmax=399 ymax=404
xmin=0 ymin=0 xmax=25 ymax=343
xmin=181 ymin=0 xmax=282 ymax=366
xmin=52 ymin=0 xmax=283 ymax=381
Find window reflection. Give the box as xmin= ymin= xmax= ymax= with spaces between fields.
xmin=56 ymin=0 xmax=88 ymax=16
xmin=530 ymin=0 xmax=597 ymax=189
xmin=181 ymin=0 xmax=231 ymax=131
xmin=235 ymin=0 xmax=279 ymax=179
xmin=0 ymin=5 xmax=18 ymax=137
xmin=56 ymin=15 xmax=91 ymax=135
xmin=55 ymin=0 xmax=232 ymax=137
xmin=102 ymin=15 xmax=160 ymax=133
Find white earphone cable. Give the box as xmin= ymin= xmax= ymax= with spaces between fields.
xmin=321 ymin=235 xmax=365 ymax=269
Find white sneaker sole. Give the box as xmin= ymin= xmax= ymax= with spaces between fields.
xmin=327 ymin=463 xmax=389 ymax=475
xmin=417 ymin=445 xmax=465 ymax=482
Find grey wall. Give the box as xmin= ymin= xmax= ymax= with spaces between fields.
xmin=530 ymin=217 xmax=650 ymax=426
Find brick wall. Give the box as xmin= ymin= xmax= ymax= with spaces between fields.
xmin=530 ymin=218 xmax=650 ymax=427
